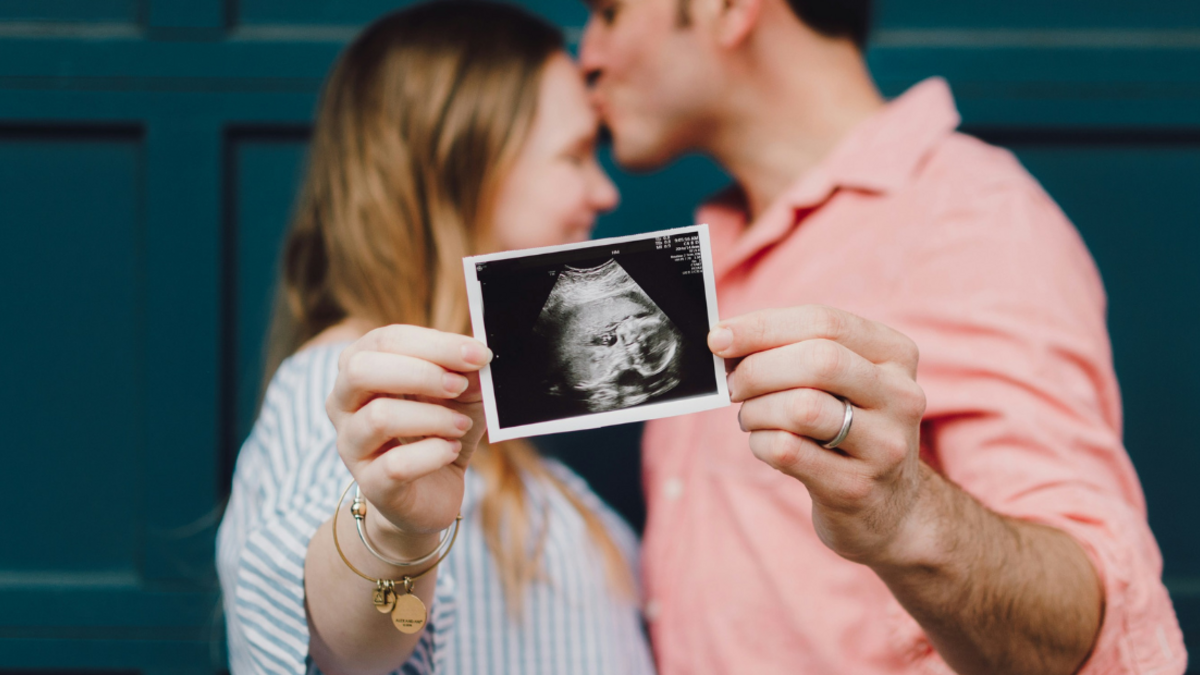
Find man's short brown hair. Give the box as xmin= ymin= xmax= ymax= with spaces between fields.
xmin=677 ymin=0 xmax=872 ymax=49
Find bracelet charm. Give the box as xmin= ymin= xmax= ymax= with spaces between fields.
xmin=332 ymin=480 xmax=460 ymax=635
xmin=390 ymin=577 xmax=427 ymax=634
xmin=373 ymin=579 xmax=396 ymax=613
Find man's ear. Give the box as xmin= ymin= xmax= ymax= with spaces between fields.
xmin=713 ymin=0 xmax=762 ymax=48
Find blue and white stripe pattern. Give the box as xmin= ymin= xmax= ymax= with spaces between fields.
xmin=217 ymin=342 xmax=657 ymax=675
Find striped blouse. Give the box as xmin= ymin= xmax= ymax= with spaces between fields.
xmin=216 ymin=342 xmax=657 ymax=675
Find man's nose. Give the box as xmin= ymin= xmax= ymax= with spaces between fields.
xmin=578 ymin=20 xmax=603 ymax=87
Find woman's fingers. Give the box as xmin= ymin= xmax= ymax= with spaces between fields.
xmin=338 ymin=397 xmax=472 ymax=465
xmin=339 ymin=324 xmax=492 ymax=375
xmin=354 ymin=437 xmax=465 ymax=498
xmin=328 ymin=325 xmax=493 ymax=424
xmin=332 ymin=350 xmax=471 ymax=412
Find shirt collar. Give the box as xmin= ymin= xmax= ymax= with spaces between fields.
xmin=817 ymin=76 xmax=961 ymax=198
xmin=703 ymin=77 xmax=962 ymax=278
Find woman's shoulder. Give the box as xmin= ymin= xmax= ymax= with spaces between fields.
xmin=264 ymin=341 xmax=349 ymax=411
xmin=258 ymin=322 xmax=365 ymax=427
xmin=247 ymin=341 xmax=350 ymax=463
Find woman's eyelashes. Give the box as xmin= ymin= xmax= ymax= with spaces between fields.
xmin=563 ymin=135 xmax=597 ymax=166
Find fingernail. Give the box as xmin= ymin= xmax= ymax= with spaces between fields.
xmin=709 ymin=327 xmax=733 ymax=354
xmin=448 ymin=439 xmax=463 ymax=453
xmin=462 ymin=343 xmax=492 ymax=367
xmin=444 ymin=372 xmax=469 ymax=395
xmin=454 ymin=413 xmax=473 ymax=432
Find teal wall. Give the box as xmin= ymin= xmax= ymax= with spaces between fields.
xmin=0 ymin=1 xmax=1197 ymax=671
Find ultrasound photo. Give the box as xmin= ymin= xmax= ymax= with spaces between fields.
xmin=464 ymin=225 xmax=730 ymax=441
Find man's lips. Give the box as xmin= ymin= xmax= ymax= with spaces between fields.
xmin=589 ymin=91 xmax=612 ymax=123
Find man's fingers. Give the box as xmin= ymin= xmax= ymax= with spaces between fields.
xmin=747 ymin=430 xmax=881 ymax=508
xmin=338 ymin=324 xmax=492 ymax=375
xmin=747 ymin=429 xmax=850 ymax=482
xmin=738 ymin=388 xmax=845 ymax=441
xmin=727 ymin=339 xmax=887 ymax=408
xmin=338 ymin=398 xmax=472 ymax=464
xmin=739 ymin=389 xmax=901 ymax=464
xmin=710 ymin=305 xmax=919 ymax=373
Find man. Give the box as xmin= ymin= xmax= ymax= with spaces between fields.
xmin=580 ymin=0 xmax=1187 ymax=673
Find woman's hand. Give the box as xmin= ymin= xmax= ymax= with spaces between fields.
xmin=326 ymin=325 xmax=492 ymax=554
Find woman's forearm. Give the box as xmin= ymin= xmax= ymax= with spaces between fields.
xmin=305 ymin=504 xmax=440 ymax=675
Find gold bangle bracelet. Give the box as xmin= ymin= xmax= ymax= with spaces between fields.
xmin=351 ymin=485 xmax=457 ymax=568
xmin=330 ymin=479 xmax=462 ymax=634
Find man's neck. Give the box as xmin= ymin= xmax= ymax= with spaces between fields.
xmin=708 ymin=35 xmax=885 ymax=222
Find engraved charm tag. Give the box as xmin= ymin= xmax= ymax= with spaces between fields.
xmin=390 ymin=593 xmax=428 ymax=634
xmin=373 ymin=586 xmax=395 ymax=614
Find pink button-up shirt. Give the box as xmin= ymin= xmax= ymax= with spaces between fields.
xmin=642 ymin=78 xmax=1187 ymax=675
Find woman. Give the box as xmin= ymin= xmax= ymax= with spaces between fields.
xmin=216 ymin=3 xmax=655 ymax=673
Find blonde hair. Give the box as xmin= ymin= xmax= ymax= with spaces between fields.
xmin=266 ymin=0 xmax=631 ymax=610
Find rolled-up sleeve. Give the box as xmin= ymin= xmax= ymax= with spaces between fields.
xmin=216 ymin=348 xmax=457 ymax=675
xmin=885 ymin=175 xmax=1187 ymax=674
xmin=222 ymin=490 xmax=457 ymax=675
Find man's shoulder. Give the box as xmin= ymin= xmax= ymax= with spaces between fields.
xmin=902 ymin=129 xmax=1073 ymax=243
xmin=920 ymin=131 xmax=1041 ymax=199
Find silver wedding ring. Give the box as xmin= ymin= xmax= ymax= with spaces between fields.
xmin=822 ymin=398 xmax=854 ymax=450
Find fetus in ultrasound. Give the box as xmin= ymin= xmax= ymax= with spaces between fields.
xmin=533 ymin=259 xmax=684 ymax=413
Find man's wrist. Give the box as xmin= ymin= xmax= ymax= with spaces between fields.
xmin=868 ymin=462 xmax=958 ymax=575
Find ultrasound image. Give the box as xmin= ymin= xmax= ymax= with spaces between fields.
xmin=533 ymin=259 xmax=683 ymax=412
xmin=475 ymin=231 xmax=719 ymax=431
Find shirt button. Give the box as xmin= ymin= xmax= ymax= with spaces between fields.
xmin=663 ymin=477 xmax=684 ymax=501
xmin=644 ymin=599 xmax=661 ymax=621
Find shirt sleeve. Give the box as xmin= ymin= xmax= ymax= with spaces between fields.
xmin=216 ymin=351 xmax=458 ymax=675
xmin=882 ymin=174 xmax=1187 ymax=674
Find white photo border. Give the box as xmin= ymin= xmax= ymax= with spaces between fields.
xmin=463 ymin=224 xmax=730 ymax=442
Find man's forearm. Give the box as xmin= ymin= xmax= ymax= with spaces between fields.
xmin=713 ymin=308 xmax=1106 ymax=674
xmin=871 ymin=463 xmax=1104 ymax=675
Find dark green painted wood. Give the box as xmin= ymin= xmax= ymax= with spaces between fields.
xmin=227 ymin=131 xmax=308 ymax=450
xmin=0 ymin=0 xmax=1196 ymax=670
xmin=234 ymin=0 xmax=587 ymax=30
xmin=877 ymin=0 xmax=1200 ymax=29
xmin=147 ymin=0 xmax=224 ymax=32
xmin=0 ymin=129 xmax=143 ymax=578
xmin=141 ymin=118 xmax=224 ymax=587
xmin=0 ymin=0 xmax=138 ymax=23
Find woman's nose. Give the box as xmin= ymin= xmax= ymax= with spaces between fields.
xmin=590 ymin=165 xmax=620 ymax=213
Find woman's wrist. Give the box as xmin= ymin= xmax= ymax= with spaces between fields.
xmin=363 ymin=503 xmax=443 ymax=562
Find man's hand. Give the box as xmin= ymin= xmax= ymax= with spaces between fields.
xmin=710 ymin=305 xmax=928 ymax=566
xmin=710 ymin=305 xmax=1103 ymax=675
